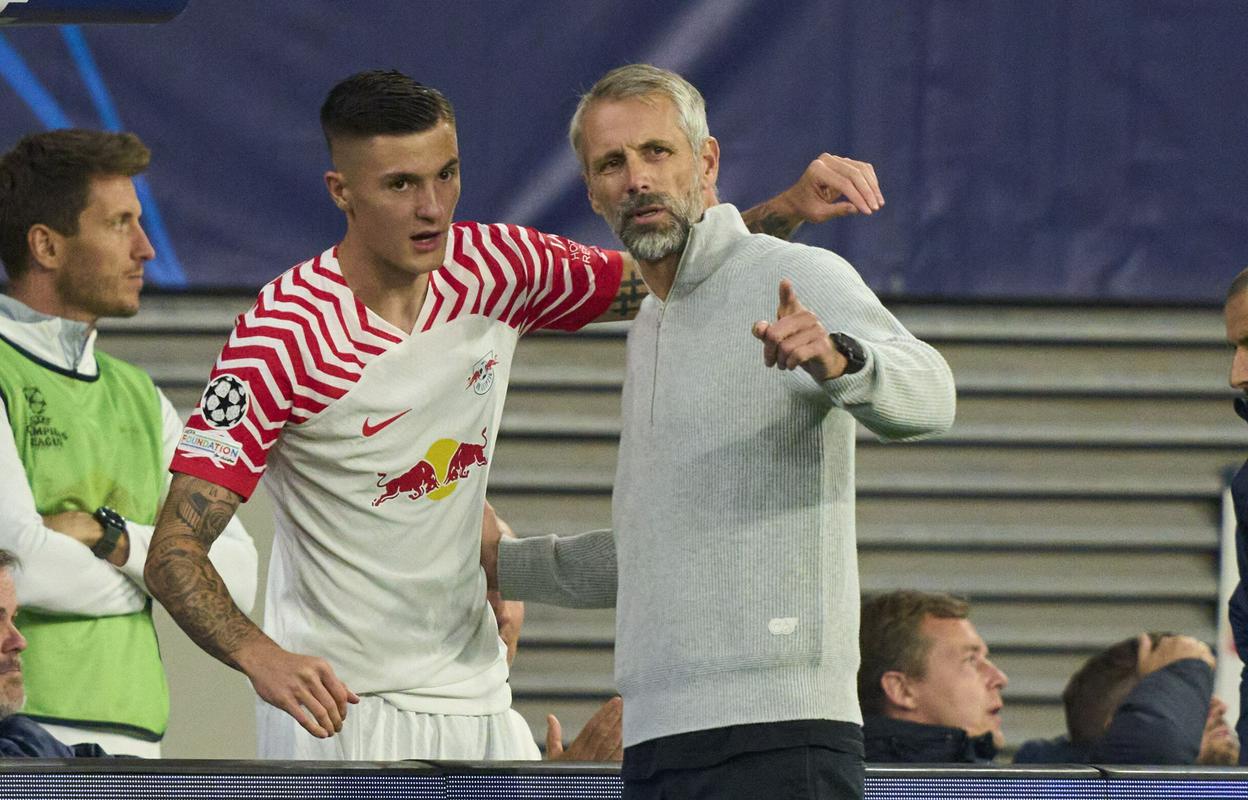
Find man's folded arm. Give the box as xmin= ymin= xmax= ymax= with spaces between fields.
xmin=0 ymin=395 xmax=147 ymax=615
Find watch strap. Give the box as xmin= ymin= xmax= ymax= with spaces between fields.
xmin=91 ymin=506 xmax=127 ymax=560
xmin=830 ymin=332 xmax=867 ymax=375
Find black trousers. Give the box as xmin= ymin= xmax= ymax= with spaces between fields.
xmin=622 ymin=744 xmax=864 ymax=800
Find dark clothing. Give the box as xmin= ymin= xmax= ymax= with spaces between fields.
xmin=1013 ymin=735 xmax=1088 ymax=764
xmin=0 ymin=714 xmax=107 ymax=757
xmin=624 ymin=746 xmax=863 ymax=800
xmin=1231 ymin=397 xmax=1248 ymax=766
xmin=623 ymin=720 xmax=863 ymax=799
xmin=1015 ymin=658 xmax=1213 ymax=765
xmin=862 ymin=715 xmax=997 ymax=763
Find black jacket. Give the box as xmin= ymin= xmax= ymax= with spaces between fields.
xmin=1231 ymin=397 xmax=1248 ymax=766
xmin=1014 ymin=658 xmax=1213 ymax=765
xmin=0 ymin=715 xmax=107 ymax=757
xmin=863 ymin=715 xmax=997 ymax=763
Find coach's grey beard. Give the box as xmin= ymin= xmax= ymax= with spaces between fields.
xmin=612 ymin=182 xmax=704 ymax=263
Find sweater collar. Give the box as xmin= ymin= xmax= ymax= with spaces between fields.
xmin=665 ymin=203 xmax=750 ymax=299
xmin=0 ymin=294 xmax=98 ymax=375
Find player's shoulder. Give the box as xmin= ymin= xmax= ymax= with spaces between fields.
xmin=245 ymin=247 xmax=353 ymax=319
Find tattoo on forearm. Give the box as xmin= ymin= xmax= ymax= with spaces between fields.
xmin=147 ymin=480 xmax=258 ymax=669
xmin=612 ymin=272 xmax=647 ymax=319
xmin=744 ymin=206 xmax=801 ymax=241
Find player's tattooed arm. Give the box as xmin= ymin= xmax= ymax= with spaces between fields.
xmin=145 ymin=474 xmax=259 ymax=667
xmin=741 ymin=203 xmax=803 ymax=241
xmin=590 ymin=255 xmax=650 ymax=323
xmin=146 ymin=473 xmax=359 ymax=738
xmin=743 ymin=153 xmax=885 ymax=240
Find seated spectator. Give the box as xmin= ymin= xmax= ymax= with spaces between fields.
xmin=0 ymin=549 xmax=105 ymax=757
xmin=859 ymin=591 xmax=1007 ymax=763
xmin=1014 ymin=632 xmax=1229 ymax=765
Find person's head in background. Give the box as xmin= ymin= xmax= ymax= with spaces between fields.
xmin=859 ymin=590 xmax=1007 ymax=748
xmin=1063 ymin=632 xmax=1235 ymax=764
xmin=0 ymin=550 xmax=27 ymax=720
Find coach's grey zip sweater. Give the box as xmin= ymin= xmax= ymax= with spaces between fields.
xmin=499 ymin=203 xmax=955 ymax=748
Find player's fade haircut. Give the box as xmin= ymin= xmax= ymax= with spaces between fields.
xmin=1062 ymin=632 xmax=1171 ymax=746
xmin=0 ymin=129 xmax=149 ymax=282
xmin=858 ymin=590 xmax=971 ymax=716
xmin=1228 ymin=266 xmax=1248 ymax=300
xmin=569 ymin=63 xmax=710 ymax=173
xmin=320 ymin=69 xmax=456 ymax=159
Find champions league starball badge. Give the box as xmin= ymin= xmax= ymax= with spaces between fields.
xmin=200 ymin=374 xmax=249 ymax=430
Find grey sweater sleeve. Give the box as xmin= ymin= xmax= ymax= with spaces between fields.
xmin=498 ymin=529 xmax=618 ymax=608
xmin=782 ymin=249 xmax=956 ymax=442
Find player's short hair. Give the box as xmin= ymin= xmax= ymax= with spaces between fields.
xmin=320 ymin=69 xmax=456 ymax=159
xmin=858 ymin=590 xmax=971 ymax=715
xmin=1228 ymin=267 xmax=1248 ymax=300
xmin=0 ymin=548 xmax=19 ymax=573
xmin=1062 ymin=632 xmax=1169 ymax=745
xmin=569 ymin=63 xmax=710 ymax=173
xmin=0 ymin=129 xmax=149 ymax=282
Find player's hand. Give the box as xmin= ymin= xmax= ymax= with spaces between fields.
xmin=481 ymin=501 xmax=514 ymax=591
xmin=547 ymin=696 xmax=623 ymax=761
xmin=237 ymin=638 xmax=359 ymax=738
xmin=777 ymin=154 xmax=883 ymax=221
xmin=1137 ymin=633 xmax=1216 ymax=675
xmin=488 ymin=590 xmax=525 ymax=667
xmin=752 ymin=279 xmax=847 ymax=381
xmin=42 ymin=510 xmax=130 ymax=566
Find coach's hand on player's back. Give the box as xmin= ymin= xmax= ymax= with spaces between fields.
xmin=752 ymin=279 xmax=848 ymax=382
xmin=237 ymin=637 xmax=360 ymax=738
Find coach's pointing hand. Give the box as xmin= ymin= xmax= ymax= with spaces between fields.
xmin=752 ymin=279 xmax=848 ymax=382
xmin=237 ymin=638 xmax=359 ymax=738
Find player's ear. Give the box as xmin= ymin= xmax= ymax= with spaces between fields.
xmin=325 ymin=171 xmax=349 ymax=213
xmin=26 ymin=224 xmax=65 ymax=272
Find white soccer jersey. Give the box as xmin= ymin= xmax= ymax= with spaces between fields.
xmin=172 ymin=222 xmax=623 ymax=715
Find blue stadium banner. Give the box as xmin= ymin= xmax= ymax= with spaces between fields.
xmin=0 ymin=0 xmax=188 ymax=25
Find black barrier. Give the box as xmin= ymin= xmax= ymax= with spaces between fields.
xmin=0 ymin=761 xmax=1247 ymax=799
xmin=0 ymin=0 xmax=188 ymax=25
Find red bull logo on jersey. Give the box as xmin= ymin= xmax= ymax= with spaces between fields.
xmin=373 ymin=428 xmax=490 ymax=506
xmin=466 ymin=351 xmax=500 ymax=395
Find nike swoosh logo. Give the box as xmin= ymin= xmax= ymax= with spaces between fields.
xmin=362 ymin=409 xmax=412 ymax=437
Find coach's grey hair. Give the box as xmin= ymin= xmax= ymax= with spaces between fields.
xmin=569 ymin=64 xmax=711 ymax=172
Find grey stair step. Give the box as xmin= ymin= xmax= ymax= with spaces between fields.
xmin=510 ymin=646 xmax=616 ymax=695
xmin=1001 ymin=701 xmax=1066 ymax=756
xmin=510 ymin=649 xmax=1084 ymax=704
xmin=518 ymin=599 xmax=1218 ymax=649
xmin=101 ymin=296 xmax=1227 ymax=347
xmin=884 ymin=305 xmax=1223 ymax=346
xmin=501 ymin=390 xmax=1248 ymax=447
xmin=489 ymin=438 xmax=1243 ymax=498
xmin=490 ymin=493 xmax=1218 ymax=551
xmin=860 ymin=550 xmax=1216 ymax=601
xmin=509 ymin=339 xmax=1233 ymax=396
xmin=97 ymin=294 xmax=251 ymax=333
xmin=969 ymin=601 xmax=1217 ymax=650
xmin=993 ymin=652 xmax=1090 ymax=702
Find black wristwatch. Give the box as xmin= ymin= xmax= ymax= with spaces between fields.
xmin=830 ymin=332 xmax=867 ymax=375
xmin=91 ymin=506 xmax=127 ymax=560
